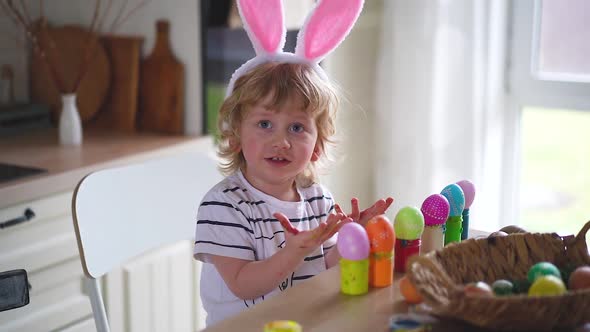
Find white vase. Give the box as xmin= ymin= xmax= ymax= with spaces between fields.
xmin=59 ymin=93 xmax=83 ymax=145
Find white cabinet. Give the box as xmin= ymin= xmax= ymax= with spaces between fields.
xmin=0 ymin=192 xmax=206 ymax=332
xmin=0 ymin=188 xmax=205 ymax=332
xmin=0 ymin=191 xmax=92 ymax=332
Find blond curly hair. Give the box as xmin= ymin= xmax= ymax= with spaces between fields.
xmin=216 ymin=62 xmax=340 ymax=188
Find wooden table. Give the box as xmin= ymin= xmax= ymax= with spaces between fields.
xmin=201 ymin=266 xmax=493 ymax=332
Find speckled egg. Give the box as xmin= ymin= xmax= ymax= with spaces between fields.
xmin=365 ymin=215 xmax=395 ymax=253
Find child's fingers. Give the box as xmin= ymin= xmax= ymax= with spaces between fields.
xmin=350 ymin=198 xmax=360 ymax=221
xmin=318 ymin=214 xmax=350 ymax=243
xmin=334 ymin=204 xmax=344 ymax=215
xmin=374 ymin=197 xmax=394 ymax=214
xmin=372 ymin=199 xmax=386 ymax=215
xmin=323 ymin=212 xmax=343 ymax=236
xmin=333 ymin=217 xmax=353 ymax=235
xmin=359 ymin=199 xmax=389 ymax=225
xmin=273 ymin=212 xmax=299 ymax=235
xmin=310 ymin=222 xmax=328 ymax=242
xmin=318 ymin=217 xmax=352 ymax=243
xmin=383 ymin=197 xmax=394 ymax=211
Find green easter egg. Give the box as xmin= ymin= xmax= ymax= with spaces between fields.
xmin=528 ymin=275 xmax=566 ymax=296
xmin=492 ymin=279 xmax=514 ymax=296
xmin=393 ymin=206 xmax=425 ymax=240
xmin=527 ymin=262 xmax=562 ymax=283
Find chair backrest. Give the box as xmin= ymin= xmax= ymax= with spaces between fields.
xmin=72 ymin=152 xmax=222 ymax=279
xmin=72 ymin=151 xmax=222 ymax=332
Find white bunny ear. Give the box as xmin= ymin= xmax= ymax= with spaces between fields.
xmin=237 ymin=0 xmax=286 ymax=55
xmin=295 ymin=0 xmax=364 ymax=63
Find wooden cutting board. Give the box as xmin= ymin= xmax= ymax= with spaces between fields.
xmin=138 ymin=20 xmax=184 ymax=134
xmin=30 ymin=25 xmax=111 ymax=124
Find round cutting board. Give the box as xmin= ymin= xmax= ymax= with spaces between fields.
xmin=30 ymin=25 xmax=111 ymax=123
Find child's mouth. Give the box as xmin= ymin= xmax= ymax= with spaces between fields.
xmin=265 ymin=157 xmax=290 ymax=166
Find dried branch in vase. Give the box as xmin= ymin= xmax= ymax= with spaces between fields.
xmin=0 ymin=0 xmax=150 ymax=94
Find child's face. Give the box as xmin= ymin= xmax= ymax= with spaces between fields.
xmin=239 ymin=95 xmax=320 ymax=191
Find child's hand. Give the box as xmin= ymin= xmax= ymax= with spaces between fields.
xmin=274 ymin=212 xmax=352 ymax=257
xmin=335 ymin=197 xmax=394 ymax=227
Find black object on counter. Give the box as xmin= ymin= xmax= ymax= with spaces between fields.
xmin=0 ymin=103 xmax=51 ymax=136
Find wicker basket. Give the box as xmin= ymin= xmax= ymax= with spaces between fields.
xmin=407 ymin=221 xmax=590 ymax=331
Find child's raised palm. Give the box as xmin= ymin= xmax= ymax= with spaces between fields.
xmin=273 ymin=212 xmax=351 ymax=257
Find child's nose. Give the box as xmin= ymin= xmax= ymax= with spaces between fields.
xmin=272 ymin=132 xmax=291 ymax=149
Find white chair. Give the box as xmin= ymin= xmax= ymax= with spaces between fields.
xmin=71 ymin=152 xmax=222 ymax=332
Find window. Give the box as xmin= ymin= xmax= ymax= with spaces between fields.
xmin=509 ymin=0 xmax=590 ymax=238
xmin=519 ymin=107 xmax=590 ymax=237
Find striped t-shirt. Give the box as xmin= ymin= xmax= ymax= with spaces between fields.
xmin=193 ymin=170 xmax=337 ymax=326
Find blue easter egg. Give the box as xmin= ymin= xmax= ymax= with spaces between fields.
xmin=440 ymin=184 xmax=465 ymax=217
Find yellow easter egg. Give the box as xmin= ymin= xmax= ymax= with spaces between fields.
xmin=528 ymin=275 xmax=566 ymax=296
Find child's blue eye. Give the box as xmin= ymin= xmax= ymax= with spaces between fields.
xmin=258 ymin=120 xmax=272 ymax=129
xmin=290 ymin=123 xmax=304 ymax=133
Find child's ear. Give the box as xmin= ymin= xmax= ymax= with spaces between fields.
xmin=310 ymin=145 xmax=321 ymax=162
xmin=229 ymin=138 xmax=241 ymax=153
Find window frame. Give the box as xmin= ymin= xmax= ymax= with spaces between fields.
xmin=509 ymin=0 xmax=590 ymax=111
xmin=506 ymin=0 xmax=590 ymax=229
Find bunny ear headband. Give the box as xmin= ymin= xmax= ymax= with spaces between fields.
xmin=225 ymin=0 xmax=365 ymax=98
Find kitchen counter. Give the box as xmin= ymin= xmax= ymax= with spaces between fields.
xmin=0 ymin=128 xmax=214 ymax=209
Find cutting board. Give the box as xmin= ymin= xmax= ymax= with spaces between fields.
xmin=92 ymin=35 xmax=143 ymax=132
xmin=138 ymin=20 xmax=184 ymax=134
xmin=30 ymin=25 xmax=111 ymax=124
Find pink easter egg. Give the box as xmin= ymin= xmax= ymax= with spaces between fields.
xmin=456 ymin=180 xmax=476 ymax=209
xmin=337 ymin=222 xmax=370 ymax=260
xmin=421 ymin=194 xmax=450 ymax=226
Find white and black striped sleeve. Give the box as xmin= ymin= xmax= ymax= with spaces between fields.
xmin=194 ymin=190 xmax=256 ymax=263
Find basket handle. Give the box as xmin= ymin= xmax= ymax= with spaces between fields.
xmin=407 ymin=255 xmax=458 ymax=309
xmin=575 ymin=220 xmax=590 ymax=241
xmin=563 ymin=220 xmax=590 ymax=266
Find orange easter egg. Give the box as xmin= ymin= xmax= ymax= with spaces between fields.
xmin=399 ymin=275 xmax=423 ymax=304
xmin=365 ymin=215 xmax=395 ymax=252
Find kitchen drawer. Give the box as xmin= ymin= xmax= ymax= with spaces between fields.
xmin=0 ymin=191 xmax=78 ymax=272
xmin=0 ymin=258 xmax=92 ymax=332
xmin=0 ymin=191 xmax=72 ymax=226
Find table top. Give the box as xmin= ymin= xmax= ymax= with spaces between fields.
xmin=201 ymin=266 xmax=493 ymax=332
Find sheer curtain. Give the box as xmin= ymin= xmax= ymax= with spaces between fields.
xmin=374 ymin=0 xmax=512 ymax=231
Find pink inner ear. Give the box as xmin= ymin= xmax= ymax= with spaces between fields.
xmin=304 ymin=0 xmax=363 ymax=60
xmin=239 ymin=0 xmax=284 ymax=53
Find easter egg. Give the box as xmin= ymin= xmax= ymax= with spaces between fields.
xmin=456 ymin=180 xmax=476 ymax=209
xmin=527 ymin=262 xmax=562 ymax=283
xmin=394 ymin=206 xmax=425 ymax=240
xmin=569 ymin=265 xmax=590 ymax=290
xmin=421 ymin=194 xmax=449 ymax=226
xmin=440 ymin=184 xmax=465 ymax=217
xmin=499 ymin=225 xmax=527 ymax=234
xmin=463 ymin=281 xmax=493 ymax=297
xmin=491 ymin=279 xmax=514 ymax=296
xmin=264 ymin=320 xmax=302 ymax=332
xmin=365 ymin=215 xmax=395 ymax=253
xmin=399 ymin=276 xmax=423 ymax=304
xmin=512 ymin=279 xmax=532 ymax=294
xmin=528 ymin=275 xmax=566 ymax=296
xmin=337 ymin=222 xmax=370 ymax=260
xmin=488 ymin=231 xmax=508 ymax=238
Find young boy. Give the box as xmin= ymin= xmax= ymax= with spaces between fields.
xmin=193 ymin=0 xmax=395 ymax=325
xmin=193 ymin=62 xmax=393 ymax=325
